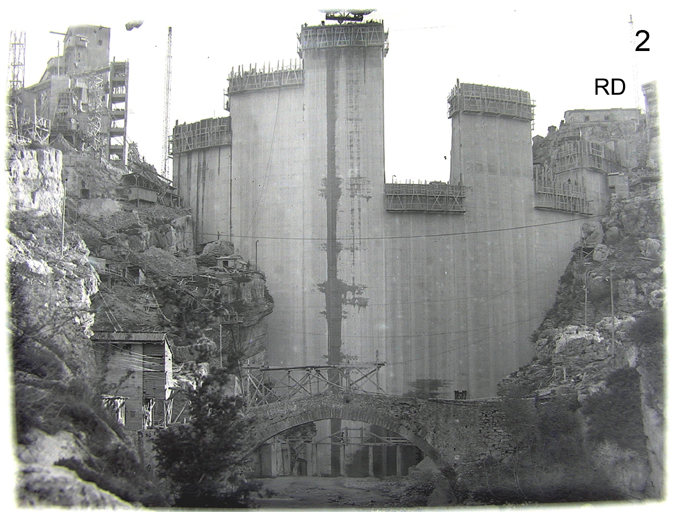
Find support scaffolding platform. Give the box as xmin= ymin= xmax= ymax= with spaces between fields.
xmin=534 ymin=166 xmax=592 ymax=215
xmin=384 ymin=182 xmax=466 ymax=213
xmin=171 ymin=117 xmax=231 ymax=154
xmin=227 ymin=62 xmax=304 ymax=95
xmin=552 ymin=140 xmax=621 ymax=174
xmin=448 ymin=82 xmax=534 ymax=122
xmin=297 ymin=21 xmax=388 ymax=56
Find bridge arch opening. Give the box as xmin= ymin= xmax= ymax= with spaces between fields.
xmin=251 ymin=420 xmax=426 ymax=478
xmin=246 ymin=403 xmax=443 ymax=477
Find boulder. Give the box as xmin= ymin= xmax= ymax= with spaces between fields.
xmin=649 ymin=289 xmax=664 ymax=309
xmin=202 ymin=239 xmax=235 ymax=257
xmin=587 ymin=274 xmax=610 ymax=300
xmin=413 ymin=456 xmax=440 ymax=474
xmin=581 ymin=221 xmax=604 ymax=247
xmin=638 ymin=238 xmax=662 ymax=259
xmin=427 ymin=479 xmax=455 ymax=506
xmin=592 ymin=244 xmax=610 ymax=262
xmin=18 ymin=464 xmax=135 ymax=508
xmin=604 ymin=226 xmax=621 ymax=244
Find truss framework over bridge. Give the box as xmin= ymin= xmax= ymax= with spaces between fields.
xmin=240 ymin=363 xmax=385 ymax=407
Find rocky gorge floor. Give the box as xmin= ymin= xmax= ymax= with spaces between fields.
xmin=253 ymin=475 xmax=430 ymax=508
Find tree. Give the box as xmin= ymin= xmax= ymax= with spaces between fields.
xmin=152 ymin=368 xmax=258 ymax=507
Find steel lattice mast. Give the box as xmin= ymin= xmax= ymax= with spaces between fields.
xmin=161 ymin=27 xmax=172 ymax=179
xmin=7 ymin=30 xmax=26 ymax=92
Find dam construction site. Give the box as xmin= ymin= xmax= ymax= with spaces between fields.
xmin=6 ymin=7 xmax=666 ymax=508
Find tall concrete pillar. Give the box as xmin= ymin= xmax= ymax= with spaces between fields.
xmin=299 ymin=20 xmax=388 ymax=368
xmin=382 ymin=445 xmax=388 ymax=477
xmin=305 ymin=444 xmax=316 ymax=476
xmin=299 ymin=20 xmax=389 ymax=473
xmin=260 ymin=443 xmax=278 ymax=477
xmin=368 ymin=445 xmax=374 ymax=477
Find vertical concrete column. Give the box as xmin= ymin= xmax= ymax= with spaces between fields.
xmin=340 ymin=447 xmax=347 ymax=476
xmin=313 ymin=444 xmax=319 ymax=476
xmin=261 ymin=444 xmax=278 ymax=477
xmin=382 ymin=445 xmax=388 ymax=476
xmin=282 ymin=444 xmax=290 ymax=476
xmin=368 ymin=445 xmax=374 ymax=477
xmin=304 ymin=444 xmax=314 ymax=476
xmin=396 ymin=445 xmax=403 ymax=476
xmin=275 ymin=443 xmax=283 ymax=476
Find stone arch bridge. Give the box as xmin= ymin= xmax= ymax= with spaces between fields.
xmin=244 ymin=392 xmax=513 ymax=467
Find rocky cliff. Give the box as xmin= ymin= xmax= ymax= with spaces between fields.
xmin=8 ymin=145 xmax=274 ymax=506
xmin=62 ymin=147 xmax=274 ymax=368
xmin=9 ymin=148 xmax=169 ymax=507
xmin=497 ymin=174 xmax=664 ymax=500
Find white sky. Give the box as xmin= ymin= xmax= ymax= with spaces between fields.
xmin=3 ymin=0 xmax=672 ymax=182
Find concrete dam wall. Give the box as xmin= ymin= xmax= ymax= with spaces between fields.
xmin=172 ymin=20 xmax=587 ymax=398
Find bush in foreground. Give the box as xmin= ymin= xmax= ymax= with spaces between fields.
xmin=153 ymin=367 xmax=259 ymax=507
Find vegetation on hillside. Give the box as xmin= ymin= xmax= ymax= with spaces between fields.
xmin=152 ymin=367 xmax=261 ymax=507
xmin=10 ymin=208 xmax=169 ymax=507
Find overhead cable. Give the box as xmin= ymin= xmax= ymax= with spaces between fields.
xmin=196 ymin=215 xmax=585 ymax=242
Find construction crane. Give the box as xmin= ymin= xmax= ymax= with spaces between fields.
xmin=161 ymin=27 xmax=172 ymax=180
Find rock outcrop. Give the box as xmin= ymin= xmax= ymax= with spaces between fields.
xmin=9 ymin=148 xmax=169 ymax=507
xmin=61 ymin=149 xmax=274 ymax=369
xmin=9 ymin=148 xmax=65 ymax=216
xmin=499 ymin=186 xmax=664 ymax=499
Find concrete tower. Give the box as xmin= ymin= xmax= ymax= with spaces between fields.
xmin=173 ymin=18 xmax=590 ymax=402
xmin=298 ymin=21 xmax=388 ymax=367
xmin=220 ymin=20 xmax=390 ymax=373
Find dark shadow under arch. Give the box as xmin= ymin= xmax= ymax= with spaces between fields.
xmin=246 ymin=402 xmax=443 ymax=466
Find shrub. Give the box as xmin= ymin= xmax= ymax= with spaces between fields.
xmin=581 ymin=367 xmax=648 ymax=454
xmin=153 ymin=367 xmax=259 ymax=508
xmin=627 ymin=310 xmax=665 ymax=346
xmin=460 ymin=394 xmax=627 ymax=505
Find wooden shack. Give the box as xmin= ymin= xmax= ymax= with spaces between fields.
xmin=92 ymin=332 xmax=173 ymax=430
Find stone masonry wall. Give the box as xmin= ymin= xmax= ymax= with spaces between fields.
xmin=245 ymin=394 xmax=515 ymax=467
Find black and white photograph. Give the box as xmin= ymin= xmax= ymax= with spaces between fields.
xmin=1 ymin=0 xmax=675 ymax=508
